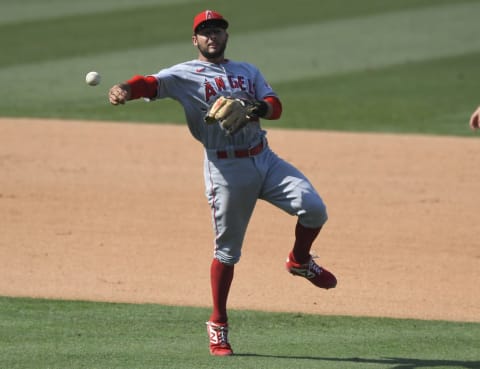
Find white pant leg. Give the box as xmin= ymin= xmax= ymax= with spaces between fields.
xmin=204 ymin=154 xmax=262 ymax=264
xmin=257 ymin=148 xmax=328 ymax=229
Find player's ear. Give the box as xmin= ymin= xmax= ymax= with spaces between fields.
xmin=192 ymin=34 xmax=198 ymax=46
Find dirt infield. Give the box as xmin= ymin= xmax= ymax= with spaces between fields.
xmin=0 ymin=118 xmax=478 ymax=322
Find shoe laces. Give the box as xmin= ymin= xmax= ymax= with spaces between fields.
xmin=216 ymin=326 xmax=229 ymax=345
xmin=308 ymin=255 xmax=323 ymax=275
xmin=207 ymin=322 xmax=229 ymax=345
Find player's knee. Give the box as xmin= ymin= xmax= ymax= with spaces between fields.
xmin=214 ymin=248 xmax=241 ymax=265
xmin=312 ymin=200 xmax=328 ymax=227
xmin=300 ymin=197 xmax=328 ymax=228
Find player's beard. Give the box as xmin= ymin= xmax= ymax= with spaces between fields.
xmin=198 ymin=41 xmax=227 ymax=61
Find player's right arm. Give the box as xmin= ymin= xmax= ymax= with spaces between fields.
xmin=109 ymin=75 xmax=158 ymax=105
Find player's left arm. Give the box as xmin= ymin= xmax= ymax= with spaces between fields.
xmin=259 ymin=96 xmax=282 ymax=120
xmin=252 ymin=66 xmax=282 ymax=120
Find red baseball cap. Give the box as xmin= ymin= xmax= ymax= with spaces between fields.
xmin=193 ymin=10 xmax=228 ymax=33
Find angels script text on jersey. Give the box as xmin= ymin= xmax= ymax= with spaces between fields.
xmin=204 ymin=75 xmax=255 ymax=101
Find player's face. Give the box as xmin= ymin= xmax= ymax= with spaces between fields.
xmin=193 ymin=27 xmax=228 ymax=62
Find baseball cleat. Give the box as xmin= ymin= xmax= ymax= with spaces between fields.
xmin=286 ymin=252 xmax=337 ymax=289
xmin=206 ymin=321 xmax=233 ymax=356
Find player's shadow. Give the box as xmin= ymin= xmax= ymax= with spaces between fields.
xmin=234 ymin=354 xmax=479 ymax=369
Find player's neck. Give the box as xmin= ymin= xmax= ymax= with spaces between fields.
xmin=198 ymin=54 xmax=226 ymax=64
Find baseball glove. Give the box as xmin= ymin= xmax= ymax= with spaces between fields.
xmin=205 ymin=96 xmax=266 ymax=135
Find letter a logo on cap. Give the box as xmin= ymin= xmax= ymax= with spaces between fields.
xmin=193 ymin=10 xmax=229 ymax=32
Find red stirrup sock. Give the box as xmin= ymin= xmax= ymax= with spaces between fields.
xmin=209 ymin=258 xmax=234 ymax=323
xmin=292 ymin=222 xmax=321 ymax=264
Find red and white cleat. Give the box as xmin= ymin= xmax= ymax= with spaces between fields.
xmin=286 ymin=252 xmax=337 ymax=289
xmin=206 ymin=321 xmax=233 ymax=356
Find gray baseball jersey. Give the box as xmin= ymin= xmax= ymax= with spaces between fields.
xmin=149 ymin=59 xmax=327 ymax=264
xmin=151 ymin=59 xmax=274 ymax=149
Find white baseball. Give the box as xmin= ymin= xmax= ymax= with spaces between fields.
xmin=85 ymin=71 xmax=101 ymax=86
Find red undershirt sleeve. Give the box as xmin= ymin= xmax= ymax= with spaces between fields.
xmin=125 ymin=75 xmax=158 ymax=100
xmin=264 ymin=96 xmax=282 ymax=120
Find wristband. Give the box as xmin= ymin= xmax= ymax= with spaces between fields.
xmin=251 ymin=100 xmax=269 ymax=118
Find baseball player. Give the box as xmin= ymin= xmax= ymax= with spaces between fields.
xmin=108 ymin=10 xmax=337 ymax=356
xmin=469 ymin=105 xmax=480 ymax=130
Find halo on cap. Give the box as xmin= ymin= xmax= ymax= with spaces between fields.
xmin=193 ymin=10 xmax=228 ymax=33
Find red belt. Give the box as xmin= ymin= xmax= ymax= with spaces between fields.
xmin=216 ymin=141 xmax=264 ymax=159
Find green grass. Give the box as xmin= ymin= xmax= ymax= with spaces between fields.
xmin=1 ymin=0 xmax=471 ymax=68
xmin=0 ymin=296 xmax=478 ymax=369
xmin=0 ymin=0 xmax=479 ymax=135
xmin=272 ymin=52 xmax=480 ymax=135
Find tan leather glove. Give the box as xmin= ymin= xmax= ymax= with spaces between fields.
xmin=205 ymin=96 xmax=261 ymax=135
